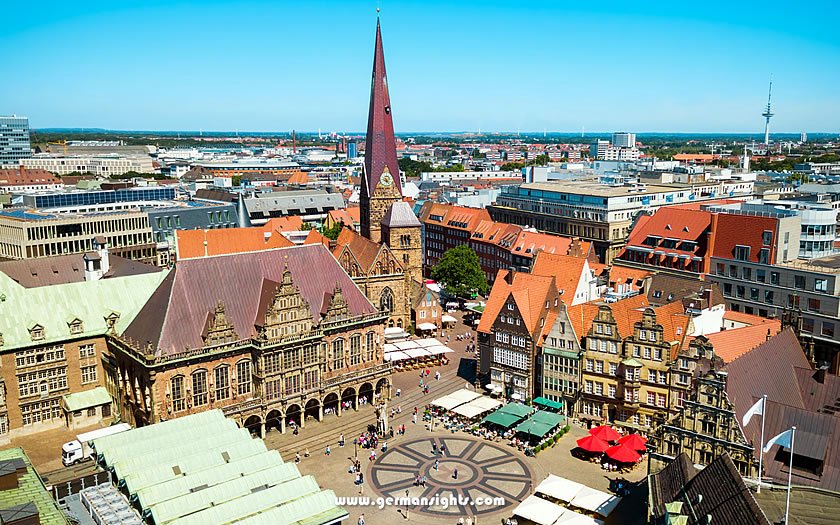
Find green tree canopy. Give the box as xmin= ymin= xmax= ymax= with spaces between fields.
xmin=501 ymin=162 xmax=525 ymax=171
xmin=431 ymin=245 xmax=489 ymax=298
xmin=320 ymin=221 xmax=343 ymax=240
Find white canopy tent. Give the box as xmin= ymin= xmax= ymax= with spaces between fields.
xmin=513 ymin=495 xmax=566 ymax=525
xmin=384 ymin=343 xmax=399 ymax=353
xmin=441 ymin=314 xmax=458 ymax=324
xmin=553 ymin=510 xmax=604 ymax=525
xmin=425 ymin=345 xmax=454 ymax=355
xmin=416 ymin=322 xmax=437 ymax=331
xmin=451 ymin=396 xmax=502 ymax=419
xmin=569 ymin=486 xmax=621 ymax=518
xmin=403 ymin=347 xmax=431 ymax=359
xmin=393 ymin=340 xmax=418 ymax=350
xmin=535 ymin=474 xmax=585 ymax=504
xmin=431 ymin=389 xmax=482 ymax=411
xmin=415 ymin=338 xmax=442 ymax=348
xmin=383 ymin=351 xmax=411 ymax=362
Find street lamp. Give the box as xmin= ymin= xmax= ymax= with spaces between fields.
xmin=354 ymin=438 xmax=358 ymax=459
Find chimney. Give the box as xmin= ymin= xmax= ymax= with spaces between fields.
xmin=505 ymin=268 xmax=515 ymax=286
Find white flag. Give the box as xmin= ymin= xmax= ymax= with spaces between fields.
xmin=741 ymin=397 xmax=764 ymax=427
xmin=763 ymin=428 xmax=793 ymax=453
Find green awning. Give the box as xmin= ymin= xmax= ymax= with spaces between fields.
xmin=62 ymin=386 xmax=112 ymax=412
xmin=496 ymin=403 xmax=535 ymax=419
xmin=514 ymin=419 xmax=554 ymax=438
xmin=529 ymin=410 xmax=566 ymax=427
xmin=532 ymin=397 xmax=563 ymax=410
xmin=482 ymin=411 xmax=521 ymax=429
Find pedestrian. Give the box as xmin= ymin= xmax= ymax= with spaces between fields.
xmin=454 ymin=467 xmax=458 ymax=480
xmin=432 ymin=441 xmax=437 ymax=455
xmin=422 ymin=475 xmax=426 ymax=487
xmin=305 ymin=448 xmax=310 ymax=457
xmin=340 ymin=433 xmax=344 ymax=447
xmin=413 ymin=414 xmax=417 ymax=424
xmin=370 ymin=450 xmax=376 ymax=461
xmin=459 ymin=518 xmax=465 ymax=525
xmin=355 ymin=473 xmax=360 ymax=485
xmin=466 ymin=517 xmax=473 ymax=525
xmin=383 ymin=441 xmax=388 ymax=452
xmin=359 ymin=472 xmax=364 ymax=484
xmin=397 ymin=388 xmax=401 ymax=396
xmin=414 ymin=407 xmax=418 ymax=415
xmin=440 ymin=444 xmax=446 ymax=456
xmin=415 ymin=474 xmax=420 ymax=486
xmin=358 ymin=513 xmax=365 ymax=525
xmin=434 ymin=459 xmax=439 ymax=470
xmin=325 ymin=446 xmax=330 ymax=456
xmin=295 ymin=452 xmax=300 ymax=463
xmin=435 ymin=371 xmax=440 ymax=380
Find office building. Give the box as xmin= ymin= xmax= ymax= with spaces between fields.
xmin=347 ymin=141 xmax=358 ymax=159
xmin=21 ymin=155 xmax=154 ymax=176
xmin=487 ymin=179 xmax=754 ymax=263
xmin=0 ymin=208 xmax=156 ymax=264
xmin=243 ymin=189 xmax=345 ymax=225
xmin=590 ymin=140 xmax=609 ymax=159
xmin=22 ymin=187 xmax=176 ymax=213
xmin=0 ymin=116 xmax=31 ymax=166
xmin=611 ymin=132 xmax=636 ymax=148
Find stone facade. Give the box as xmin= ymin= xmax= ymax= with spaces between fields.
xmin=652 ymin=367 xmax=756 ymax=477
xmin=0 ymin=333 xmax=115 ymax=442
xmin=108 ymin=269 xmax=392 ymax=436
xmin=579 ymin=307 xmax=673 ymax=432
xmin=381 ymin=219 xmax=422 ymax=286
xmin=360 ymin=169 xmax=401 ymax=244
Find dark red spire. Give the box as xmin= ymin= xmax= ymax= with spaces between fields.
xmin=364 ymin=17 xmax=401 ymax=196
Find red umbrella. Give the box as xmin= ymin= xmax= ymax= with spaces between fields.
xmin=589 ymin=425 xmax=621 ymax=442
xmin=576 ymin=435 xmax=610 ymax=453
xmin=606 ymin=443 xmax=642 ymax=463
xmin=618 ymin=433 xmax=648 ymax=451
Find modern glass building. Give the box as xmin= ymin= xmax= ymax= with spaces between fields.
xmin=22 ymin=187 xmax=176 ymax=209
xmin=0 ymin=115 xmax=31 ymax=165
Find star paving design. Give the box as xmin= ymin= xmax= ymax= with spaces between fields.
xmin=369 ymin=436 xmax=535 ymax=518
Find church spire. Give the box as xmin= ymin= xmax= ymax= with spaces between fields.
xmin=364 ymin=17 xmax=401 ymax=197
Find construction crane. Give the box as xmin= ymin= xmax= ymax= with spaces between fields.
xmin=48 ymin=140 xmax=67 ymax=154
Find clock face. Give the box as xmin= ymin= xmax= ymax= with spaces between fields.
xmin=380 ymin=172 xmax=393 ymax=186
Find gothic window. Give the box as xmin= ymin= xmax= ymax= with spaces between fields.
xmin=171 ymin=376 xmax=185 ymax=412
xmin=332 ymin=339 xmax=345 ymax=370
xmin=192 ymin=370 xmax=208 ymax=406
xmin=365 ymin=331 xmax=376 ymax=361
xmin=235 ymin=360 xmax=251 ymax=395
xmin=380 ymin=288 xmax=394 ymax=313
xmin=350 ymin=335 xmax=361 ymax=365
xmin=214 ymin=366 xmax=230 ymax=401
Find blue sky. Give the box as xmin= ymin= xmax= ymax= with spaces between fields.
xmin=2 ymin=0 xmax=839 ymax=133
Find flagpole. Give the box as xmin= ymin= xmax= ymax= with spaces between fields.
xmin=757 ymin=394 xmax=767 ymax=493
xmin=785 ymin=426 xmax=796 ymax=524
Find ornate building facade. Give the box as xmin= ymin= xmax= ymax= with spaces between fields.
xmin=109 ymin=245 xmax=392 ymax=436
xmin=651 ymin=365 xmax=756 ymax=477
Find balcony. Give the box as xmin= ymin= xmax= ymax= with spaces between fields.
xmin=323 ymin=362 xmax=393 ymax=389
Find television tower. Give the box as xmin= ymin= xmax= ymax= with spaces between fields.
xmin=762 ymin=77 xmax=774 ymax=146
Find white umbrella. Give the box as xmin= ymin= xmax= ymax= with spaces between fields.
xmin=485 ymin=384 xmax=495 ymax=390
xmin=511 ymin=393 xmax=522 ymax=400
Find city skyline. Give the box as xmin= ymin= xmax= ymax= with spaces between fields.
xmin=2 ymin=1 xmax=839 ymax=132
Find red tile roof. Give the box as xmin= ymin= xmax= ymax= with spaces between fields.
xmin=303 ymin=229 xmax=330 ymax=247
xmin=261 ymin=216 xmax=304 ymax=233
xmin=0 ymin=168 xmax=61 ymax=186
xmin=123 ymin=245 xmax=376 ymax=356
xmin=477 ymin=270 xmax=557 ymax=337
xmin=607 ymin=266 xmax=652 ymax=292
xmin=709 ymin=213 xmax=779 ymax=263
xmin=417 ymin=202 xmax=491 ymax=231
xmin=531 ymin=252 xmax=589 ymax=298
xmin=565 ymin=294 xmax=650 ymax=340
xmin=704 ymin=321 xmax=782 ymax=363
xmin=722 ymin=310 xmax=777 ymax=327
xmin=176 ymin=227 xmax=295 ymax=260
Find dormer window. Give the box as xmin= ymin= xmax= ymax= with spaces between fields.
xmin=68 ymin=318 xmax=84 ymax=335
xmin=29 ymin=325 xmax=45 ymax=342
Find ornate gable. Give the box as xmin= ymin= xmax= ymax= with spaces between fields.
xmin=323 ymin=284 xmax=351 ymax=323
xmin=204 ymin=300 xmax=239 ymax=346
xmin=260 ymin=265 xmax=313 ymax=340
xmin=371 ymin=244 xmax=403 ymax=276
xmin=338 ymin=246 xmax=366 ymax=278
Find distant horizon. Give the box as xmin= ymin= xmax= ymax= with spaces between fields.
xmin=3 ymin=2 xmax=838 ymax=132
xmin=30 ymin=128 xmax=837 ymax=137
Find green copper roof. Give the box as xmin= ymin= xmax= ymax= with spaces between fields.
xmin=62 ymin=386 xmax=111 ymax=412
xmin=0 ymin=269 xmax=169 ymax=351
xmin=0 ymin=448 xmax=68 ymax=525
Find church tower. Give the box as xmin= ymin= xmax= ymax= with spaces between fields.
xmin=360 ymin=17 xmax=402 ymax=244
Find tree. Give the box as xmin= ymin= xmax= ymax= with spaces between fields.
xmin=320 ymin=221 xmax=343 ymax=240
xmin=431 ymin=245 xmax=489 ymax=298
xmin=527 ymin=154 xmax=550 ymax=166
xmin=300 ymin=221 xmax=316 ymax=231
xmin=501 ymin=162 xmax=524 ymax=171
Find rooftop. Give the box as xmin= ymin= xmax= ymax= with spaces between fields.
xmin=0 ymin=448 xmax=68 ymax=525
xmin=516 ymin=180 xmax=688 ymax=198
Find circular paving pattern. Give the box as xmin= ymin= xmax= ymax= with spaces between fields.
xmin=369 ymin=436 xmax=534 ymax=518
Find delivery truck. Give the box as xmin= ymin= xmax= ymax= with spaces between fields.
xmin=61 ymin=423 xmax=131 ymax=466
